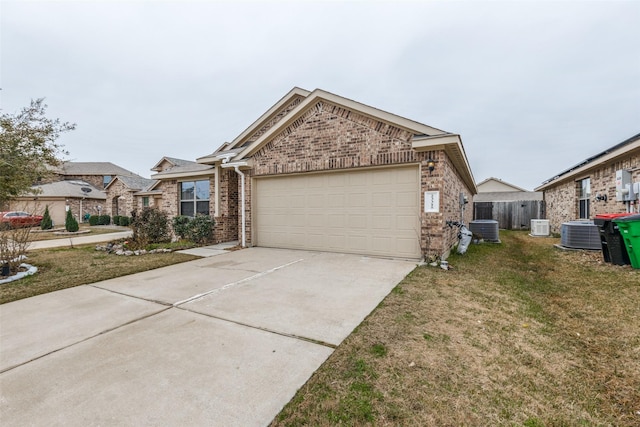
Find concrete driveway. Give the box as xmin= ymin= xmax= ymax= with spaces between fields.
xmin=0 ymin=247 xmax=416 ymax=426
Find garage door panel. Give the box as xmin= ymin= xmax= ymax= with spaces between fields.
xmin=254 ymin=166 xmax=421 ymax=259
xmin=397 ymin=191 xmax=418 ymax=207
xmin=396 ymin=215 xmax=417 ymax=230
xmin=372 ymin=192 xmax=393 ymax=207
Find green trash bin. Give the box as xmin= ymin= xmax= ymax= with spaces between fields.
xmin=613 ymin=214 xmax=640 ymax=269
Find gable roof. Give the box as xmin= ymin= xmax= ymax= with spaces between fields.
xmin=197 ymin=87 xmax=311 ymax=163
xmin=477 ymin=177 xmax=528 ymax=192
xmin=61 ymin=162 xmax=138 ymax=176
xmin=151 ymin=157 xmax=198 ymax=172
xmin=234 ymin=88 xmax=449 ymax=161
xmin=25 ymin=180 xmax=106 ymax=200
xmin=535 ymin=132 xmax=640 ymax=191
xmin=106 ymin=175 xmax=157 ymax=192
xmin=150 ymin=157 xmax=213 ymax=180
xmin=198 ymin=87 xmax=475 ymax=192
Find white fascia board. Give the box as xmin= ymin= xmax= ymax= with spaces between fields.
xmin=150 ymin=169 xmax=215 ymax=180
xmin=227 ymin=87 xmax=311 ymax=150
xmin=413 ymin=134 xmax=477 ymax=194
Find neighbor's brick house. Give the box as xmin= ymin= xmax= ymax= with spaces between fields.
xmin=535 ymin=132 xmax=640 ymax=233
xmin=10 ymin=162 xmax=140 ymax=225
xmin=153 ymin=87 xmax=476 ymax=260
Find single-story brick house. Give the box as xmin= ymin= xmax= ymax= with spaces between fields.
xmin=9 ymin=180 xmax=105 ymax=226
xmin=474 ymin=177 xmax=544 ymax=230
xmin=105 ymin=175 xmax=159 ymax=218
xmin=156 ymin=87 xmax=475 ymax=260
xmin=535 ymin=132 xmax=640 ymax=233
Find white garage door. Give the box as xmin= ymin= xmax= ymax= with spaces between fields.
xmin=253 ymin=166 xmax=421 ymax=259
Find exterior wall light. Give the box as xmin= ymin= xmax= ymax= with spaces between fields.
xmin=426 ymin=158 xmax=437 ymax=175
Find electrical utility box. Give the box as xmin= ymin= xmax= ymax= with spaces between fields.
xmin=616 ymin=170 xmax=635 ymax=201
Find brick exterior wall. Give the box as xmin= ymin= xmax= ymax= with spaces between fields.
xmin=544 ymin=150 xmax=640 ymax=233
xmin=233 ymin=100 xmax=474 ymax=258
xmin=66 ymin=198 xmax=103 ymax=222
xmin=215 ymin=169 xmax=239 ymax=243
xmin=242 ymin=96 xmax=305 ymax=145
xmin=106 ymin=180 xmax=136 ymax=218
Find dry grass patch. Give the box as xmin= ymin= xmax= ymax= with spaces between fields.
xmin=273 ymin=231 xmax=639 ymax=427
xmin=0 ymin=245 xmax=198 ymax=304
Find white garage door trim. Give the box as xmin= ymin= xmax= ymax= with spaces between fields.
xmin=253 ymin=165 xmax=422 ymax=259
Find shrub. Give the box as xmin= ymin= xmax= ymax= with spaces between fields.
xmin=187 ymin=215 xmax=215 ymax=244
xmin=113 ymin=215 xmax=121 ymax=226
xmin=172 ymin=216 xmax=191 ymax=240
xmin=130 ymin=207 xmax=170 ymax=248
xmin=65 ymin=209 xmax=79 ymax=232
xmin=41 ymin=206 xmax=53 ymax=230
xmin=119 ymin=216 xmax=130 ymax=226
xmin=89 ymin=215 xmax=99 ymax=226
xmin=98 ymin=215 xmax=111 ymax=225
xmin=172 ymin=214 xmax=215 ymax=244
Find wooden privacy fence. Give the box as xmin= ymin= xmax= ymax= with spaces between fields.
xmin=474 ymin=200 xmax=546 ymax=230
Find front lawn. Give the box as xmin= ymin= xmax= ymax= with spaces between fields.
xmin=0 ymin=245 xmax=198 ymax=304
xmin=273 ymin=231 xmax=639 ymax=426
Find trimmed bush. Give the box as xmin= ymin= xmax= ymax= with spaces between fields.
xmin=130 ymin=207 xmax=170 ymax=248
xmin=172 ymin=216 xmax=191 ymax=240
xmin=113 ymin=215 xmax=122 ymax=226
xmin=98 ymin=215 xmax=111 ymax=225
xmin=187 ymin=215 xmax=215 ymax=244
xmin=172 ymin=214 xmax=215 ymax=244
xmin=89 ymin=215 xmax=99 ymax=226
xmin=65 ymin=209 xmax=79 ymax=232
xmin=119 ymin=216 xmax=130 ymax=226
xmin=41 ymin=206 xmax=53 ymax=230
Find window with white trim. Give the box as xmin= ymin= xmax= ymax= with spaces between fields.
xmin=578 ymin=178 xmax=590 ymax=219
xmin=179 ymin=180 xmax=210 ymax=217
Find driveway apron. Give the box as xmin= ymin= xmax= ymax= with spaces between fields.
xmin=0 ymin=247 xmax=417 ymax=426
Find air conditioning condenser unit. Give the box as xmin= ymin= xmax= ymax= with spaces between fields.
xmin=530 ymin=219 xmax=550 ymax=237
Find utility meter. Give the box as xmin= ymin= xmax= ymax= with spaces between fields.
xmin=616 ymin=170 xmax=634 ymax=201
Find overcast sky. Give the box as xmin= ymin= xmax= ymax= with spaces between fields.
xmin=1 ymin=0 xmax=638 ymax=191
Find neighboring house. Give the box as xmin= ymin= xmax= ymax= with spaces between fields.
xmin=181 ymin=87 xmax=477 ymax=260
xmin=105 ymin=175 xmax=159 ymax=218
xmin=9 ymin=180 xmax=105 ymax=226
xmin=48 ymin=161 xmax=141 ymax=189
xmin=474 ymin=177 xmax=544 ymax=230
xmin=535 ymin=132 xmax=640 ymax=233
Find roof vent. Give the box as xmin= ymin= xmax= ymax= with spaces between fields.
xmin=81 ymin=187 xmax=92 ymax=193
xmin=560 ymin=221 xmax=600 ymax=250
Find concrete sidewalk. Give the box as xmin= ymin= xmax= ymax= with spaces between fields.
xmin=28 ymin=229 xmax=133 ymax=250
xmin=0 ymin=247 xmax=417 ymax=426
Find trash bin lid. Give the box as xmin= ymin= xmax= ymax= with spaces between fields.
xmin=595 ymin=213 xmax=634 ymax=220
xmin=612 ymin=213 xmax=640 ymax=222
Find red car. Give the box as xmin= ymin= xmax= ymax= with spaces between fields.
xmin=0 ymin=211 xmax=43 ymax=228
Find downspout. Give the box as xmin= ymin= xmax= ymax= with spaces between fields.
xmin=220 ymin=159 xmax=248 ymax=247
xmin=233 ymin=165 xmax=246 ymax=248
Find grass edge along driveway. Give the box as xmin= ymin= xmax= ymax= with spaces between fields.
xmin=272 ymin=231 xmax=639 ymax=427
xmin=0 ymin=245 xmax=198 ymax=304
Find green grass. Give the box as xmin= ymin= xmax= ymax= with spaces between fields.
xmin=272 ymin=231 xmax=640 ymax=427
xmin=1 ymin=244 xmax=198 ymax=304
